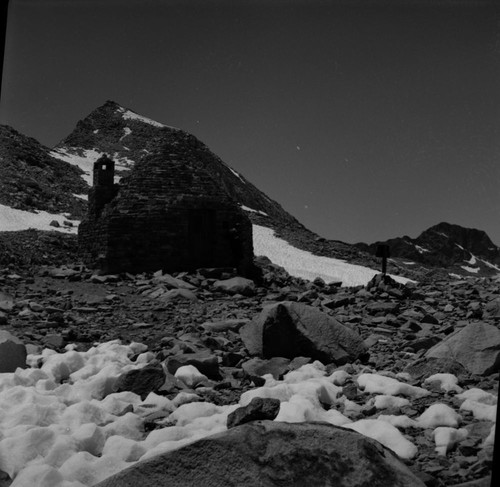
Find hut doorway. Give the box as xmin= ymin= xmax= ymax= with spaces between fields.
xmin=188 ymin=209 xmax=216 ymax=268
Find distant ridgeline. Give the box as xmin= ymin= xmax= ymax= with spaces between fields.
xmin=356 ymin=222 xmax=500 ymax=277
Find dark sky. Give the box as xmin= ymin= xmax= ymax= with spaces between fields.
xmin=1 ymin=0 xmax=499 ymax=245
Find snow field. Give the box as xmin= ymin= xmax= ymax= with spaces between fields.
xmin=1 ymin=342 xmax=496 ymax=486
xmin=50 ymin=148 xmax=105 ymax=186
xmin=50 ymin=147 xmax=134 ymax=186
xmin=0 ymin=205 xmax=414 ymax=288
xmin=252 ymin=224 xmax=413 ymax=287
xmin=0 ymin=204 xmax=77 ymax=234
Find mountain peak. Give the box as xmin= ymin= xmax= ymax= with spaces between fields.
xmin=356 ymin=222 xmax=500 ymax=277
xmin=50 ymin=100 xmax=302 ymax=230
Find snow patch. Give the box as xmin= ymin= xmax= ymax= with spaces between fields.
xmin=464 ymin=254 xmax=477 ymax=265
xmin=461 ymin=266 xmax=479 ymax=274
xmin=240 ymin=205 xmax=268 ymax=217
xmin=72 ymin=194 xmax=88 ymax=201
xmin=415 ymin=245 xmax=430 ymax=253
xmin=50 ymin=148 xmax=105 ymax=186
xmin=116 ymin=106 xmax=177 ymax=129
xmin=357 ymin=373 xmax=430 ymax=398
xmin=0 ymin=204 xmax=77 ymax=234
xmin=344 ymin=419 xmax=418 ymax=459
xmin=119 ymin=127 xmax=132 ymax=141
xmin=253 ymin=225 xmax=412 ymax=287
xmin=0 ymin=342 xmax=496 ymax=485
xmin=229 ymin=167 xmax=246 ymax=184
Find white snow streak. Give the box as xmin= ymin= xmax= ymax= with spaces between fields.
xmin=415 ymin=245 xmax=430 ymax=254
xmin=461 ymin=266 xmax=479 ymax=274
xmin=116 ymin=107 xmax=178 ymax=129
xmin=253 ymin=224 xmax=412 ymax=287
xmin=72 ymin=194 xmax=88 ymax=201
xmin=119 ymin=127 xmax=132 ymax=141
xmin=229 ymin=167 xmax=246 ymax=184
xmin=0 ymin=204 xmax=77 ymax=234
xmin=240 ymin=205 xmax=268 ymax=216
xmin=50 ymin=148 xmax=105 ymax=186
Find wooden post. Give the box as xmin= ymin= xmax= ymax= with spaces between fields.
xmin=375 ymin=244 xmax=390 ymax=276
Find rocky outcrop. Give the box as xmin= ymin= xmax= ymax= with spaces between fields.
xmin=0 ymin=331 xmax=26 ymax=372
xmin=0 ymin=125 xmax=87 ymax=217
xmin=425 ymin=322 xmax=500 ymax=376
xmin=240 ymin=302 xmax=367 ymax=364
xmin=227 ymin=398 xmax=280 ymax=428
xmin=95 ymin=421 xmax=425 ymax=487
xmin=357 ymin=222 xmax=500 ymax=276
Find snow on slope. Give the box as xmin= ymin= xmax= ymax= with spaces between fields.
xmin=0 ymin=204 xmax=77 ymax=234
xmin=51 ymin=148 xmax=135 ymax=185
xmin=0 ymin=209 xmax=409 ymax=287
xmin=116 ymin=106 xmax=178 ymax=130
xmin=50 ymin=149 xmax=105 ymax=186
xmin=253 ymin=224 xmax=412 ymax=287
xmin=0 ymin=341 xmax=495 ymax=486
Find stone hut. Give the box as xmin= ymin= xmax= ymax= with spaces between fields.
xmin=79 ymin=151 xmax=254 ymax=275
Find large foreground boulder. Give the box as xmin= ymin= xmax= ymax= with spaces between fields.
xmin=0 ymin=331 xmax=26 ymax=372
xmin=240 ymin=302 xmax=367 ymax=364
xmin=95 ymin=420 xmax=425 ymax=487
xmin=425 ymin=322 xmax=500 ymax=376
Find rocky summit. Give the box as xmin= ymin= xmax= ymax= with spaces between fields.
xmin=357 ymin=222 xmax=500 ymax=278
xmin=0 ymin=102 xmax=498 ymax=487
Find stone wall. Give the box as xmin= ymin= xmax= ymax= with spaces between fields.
xmin=79 ymin=150 xmax=254 ymax=275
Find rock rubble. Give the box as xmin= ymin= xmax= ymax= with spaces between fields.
xmin=0 ymin=255 xmax=498 ymax=486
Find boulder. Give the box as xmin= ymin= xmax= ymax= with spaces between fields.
xmin=227 ymin=398 xmax=280 ymax=428
xmin=113 ymin=365 xmax=166 ymax=399
xmin=240 ymin=302 xmax=367 ymax=364
xmin=213 ymin=277 xmax=256 ymax=296
xmin=0 ymin=331 xmax=27 ymax=372
xmin=164 ymin=351 xmax=220 ymax=380
xmin=241 ymin=357 xmax=290 ymax=381
xmin=484 ymin=297 xmax=500 ymax=318
xmin=425 ymin=322 xmax=500 ymax=376
xmin=152 ymin=273 xmax=196 ymax=290
xmin=201 ymin=319 xmax=249 ymax=332
xmin=0 ymin=292 xmax=14 ymax=312
xmin=95 ymin=421 xmax=425 ymax=487
xmin=158 ymin=288 xmax=197 ymax=302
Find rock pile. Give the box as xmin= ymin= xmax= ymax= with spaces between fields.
xmin=0 ymin=255 xmax=498 ymax=486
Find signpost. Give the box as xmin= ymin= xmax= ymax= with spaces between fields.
xmin=375 ymin=244 xmax=390 ymax=276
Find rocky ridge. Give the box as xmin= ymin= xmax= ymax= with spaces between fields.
xmin=357 ymin=222 xmax=500 ymax=278
xmin=0 ymin=125 xmax=87 ymax=217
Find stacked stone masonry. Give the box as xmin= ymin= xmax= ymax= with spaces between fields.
xmin=79 ymin=150 xmax=254 ymax=275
